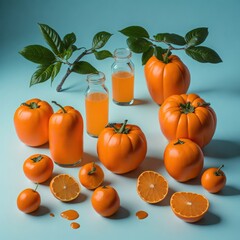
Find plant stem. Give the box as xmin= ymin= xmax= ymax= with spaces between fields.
xmin=215 ymin=165 xmax=224 ymax=176
xmin=52 ymin=101 xmax=67 ymax=113
xmin=56 ymin=49 xmax=90 ymax=92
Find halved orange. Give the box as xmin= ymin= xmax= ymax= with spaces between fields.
xmin=170 ymin=192 xmax=209 ymax=223
xmin=137 ymin=171 xmax=168 ymax=204
xmin=50 ymin=174 xmax=80 ymax=202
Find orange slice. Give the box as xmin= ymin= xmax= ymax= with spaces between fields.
xmin=170 ymin=192 xmax=209 ymax=223
xmin=50 ymin=174 xmax=80 ymax=202
xmin=137 ymin=171 xmax=168 ymax=203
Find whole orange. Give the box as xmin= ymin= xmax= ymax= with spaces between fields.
xmin=17 ymin=187 xmax=41 ymax=213
xmin=91 ymin=186 xmax=120 ymax=217
xmin=79 ymin=162 xmax=104 ymax=190
xmin=201 ymin=165 xmax=226 ymax=193
xmin=164 ymin=138 xmax=204 ymax=182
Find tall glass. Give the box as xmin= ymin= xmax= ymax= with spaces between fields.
xmin=111 ymin=48 xmax=135 ymax=105
xmin=85 ymin=72 xmax=109 ymax=137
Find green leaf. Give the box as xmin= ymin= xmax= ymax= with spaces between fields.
xmin=127 ymin=37 xmax=151 ymax=53
xmin=38 ymin=23 xmax=64 ymax=56
xmin=94 ymin=50 xmax=113 ymax=60
xmin=64 ymin=47 xmax=73 ymax=60
xmin=154 ymin=33 xmax=186 ymax=46
xmin=185 ymin=46 xmax=222 ymax=63
xmin=30 ymin=64 xmax=55 ymax=86
xmin=119 ymin=26 xmax=149 ymax=38
xmin=154 ymin=46 xmax=165 ymax=61
xmin=185 ymin=27 xmax=208 ymax=46
xmin=63 ymin=32 xmax=76 ymax=49
xmin=142 ymin=46 xmax=154 ymax=65
xmin=51 ymin=62 xmax=62 ymax=83
xmin=19 ymin=45 xmax=56 ymax=64
xmin=92 ymin=31 xmax=112 ymax=49
xmin=72 ymin=61 xmax=98 ymax=74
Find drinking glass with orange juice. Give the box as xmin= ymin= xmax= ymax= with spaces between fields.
xmin=111 ymin=48 xmax=134 ymax=105
xmin=85 ymin=72 xmax=109 ymax=137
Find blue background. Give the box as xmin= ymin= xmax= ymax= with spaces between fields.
xmin=1 ymin=0 xmax=240 ymax=239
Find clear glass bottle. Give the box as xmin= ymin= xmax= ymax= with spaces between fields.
xmin=111 ymin=48 xmax=135 ymax=105
xmin=85 ymin=72 xmax=109 ymax=137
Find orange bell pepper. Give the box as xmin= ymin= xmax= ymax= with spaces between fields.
xmin=49 ymin=101 xmax=83 ymax=166
xmin=14 ymin=98 xmax=53 ymax=146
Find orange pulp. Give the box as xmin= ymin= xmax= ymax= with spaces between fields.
xmin=85 ymin=92 xmax=109 ymax=137
xmin=112 ymin=71 xmax=134 ymax=104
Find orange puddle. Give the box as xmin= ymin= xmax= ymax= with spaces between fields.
xmin=136 ymin=210 xmax=148 ymax=220
xmin=60 ymin=209 xmax=79 ymax=220
xmin=70 ymin=222 xmax=80 ymax=229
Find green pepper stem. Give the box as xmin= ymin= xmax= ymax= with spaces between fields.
xmin=52 ymin=101 xmax=67 ymax=113
xmin=21 ymin=102 xmax=39 ymax=109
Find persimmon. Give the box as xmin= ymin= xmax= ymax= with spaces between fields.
xmin=17 ymin=186 xmax=41 ymax=213
xmin=164 ymin=139 xmax=204 ymax=182
xmin=159 ymin=93 xmax=217 ymax=148
xmin=23 ymin=154 xmax=54 ymax=183
xmin=79 ymin=162 xmax=104 ymax=190
xmin=14 ymin=98 xmax=53 ymax=146
xmin=201 ymin=165 xmax=226 ymax=193
xmin=97 ymin=120 xmax=147 ymax=174
xmin=91 ymin=186 xmax=120 ymax=217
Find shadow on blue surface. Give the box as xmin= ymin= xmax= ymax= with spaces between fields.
xmin=30 ymin=205 xmax=50 ymax=217
xmin=218 ymin=185 xmax=240 ymax=196
xmin=195 ymin=211 xmax=221 ymax=226
xmin=203 ymin=139 xmax=240 ymax=159
xmin=109 ymin=206 xmax=130 ymax=220
xmin=123 ymin=156 xmax=164 ymax=178
xmin=156 ymin=186 xmax=176 ymax=207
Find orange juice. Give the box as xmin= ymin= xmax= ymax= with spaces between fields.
xmin=112 ymin=71 xmax=134 ymax=104
xmin=85 ymin=92 xmax=108 ymax=137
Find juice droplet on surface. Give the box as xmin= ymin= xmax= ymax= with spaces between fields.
xmin=60 ymin=209 xmax=79 ymax=220
xmin=136 ymin=210 xmax=148 ymax=220
xmin=70 ymin=222 xmax=80 ymax=229
xmin=49 ymin=213 xmax=55 ymax=217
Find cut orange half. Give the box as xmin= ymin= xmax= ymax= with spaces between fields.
xmin=137 ymin=171 xmax=168 ymax=204
xmin=170 ymin=192 xmax=209 ymax=223
xmin=50 ymin=174 xmax=80 ymax=202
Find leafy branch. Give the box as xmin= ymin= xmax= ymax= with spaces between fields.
xmin=119 ymin=26 xmax=222 ymax=65
xmin=19 ymin=23 xmax=113 ymax=92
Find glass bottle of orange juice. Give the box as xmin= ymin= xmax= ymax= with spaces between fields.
xmin=111 ymin=48 xmax=134 ymax=105
xmin=85 ymin=72 xmax=109 ymax=137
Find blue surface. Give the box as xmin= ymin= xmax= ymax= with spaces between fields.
xmin=1 ymin=0 xmax=240 ymax=239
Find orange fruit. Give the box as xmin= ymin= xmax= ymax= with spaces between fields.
xmin=79 ymin=162 xmax=104 ymax=190
xmin=50 ymin=174 xmax=80 ymax=202
xmin=170 ymin=192 xmax=209 ymax=223
xmin=137 ymin=171 xmax=168 ymax=204
xmin=17 ymin=187 xmax=41 ymax=213
xmin=91 ymin=185 xmax=120 ymax=217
